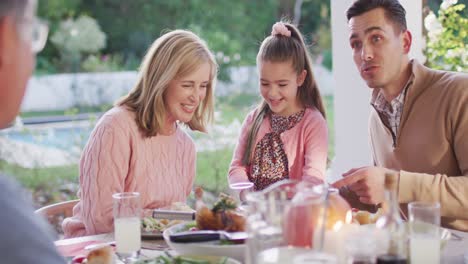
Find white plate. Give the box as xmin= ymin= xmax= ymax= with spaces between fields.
xmin=163 ymin=222 xmax=246 ymax=262
xmin=135 ymin=254 xmax=241 ymax=264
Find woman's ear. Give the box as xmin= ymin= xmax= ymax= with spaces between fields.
xmin=297 ymin=69 xmax=307 ymax=87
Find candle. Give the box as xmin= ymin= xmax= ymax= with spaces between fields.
xmin=322 ymin=211 xmax=359 ymax=263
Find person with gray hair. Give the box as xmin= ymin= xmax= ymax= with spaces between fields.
xmin=0 ymin=0 xmax=65 ymax=263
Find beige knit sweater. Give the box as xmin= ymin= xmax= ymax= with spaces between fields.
xmin=370 ymin=60 xmax=468 ymax=231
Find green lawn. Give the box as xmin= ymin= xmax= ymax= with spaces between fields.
xmin=195 ymin=147 xmax=233 ymax=193
xmin=2 ymin=93 xmax=334 ymax=205
xmin=0 ymin=160 xmax=79 ymax=206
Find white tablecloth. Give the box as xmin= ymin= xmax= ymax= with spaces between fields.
xmin=56 ymin=229 xmax=468 ymax=263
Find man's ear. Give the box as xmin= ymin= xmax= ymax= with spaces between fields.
xmin=0 ymin=16 xmax=16 ymax=69
xmin=297 ymin=69 xmax=307 ymax=87
xmin=402 ymin=30 xmax=412 ymax=54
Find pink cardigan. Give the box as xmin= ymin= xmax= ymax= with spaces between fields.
xmin=62 ymin=107 xmax=196 ymax=238
xmin=228 ymin=107 xmax=328 ymax=186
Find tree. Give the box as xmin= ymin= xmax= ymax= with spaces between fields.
xmin=424 ymin=1 xmax=468 ymax=72
xmin=37 ymin=0 xmax=334 ymax=77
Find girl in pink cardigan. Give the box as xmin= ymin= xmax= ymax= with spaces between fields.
xmin=63 ymin=30 xmax=218 ymax=237
xmin=228 ymin=22 xmax=328 ymax=194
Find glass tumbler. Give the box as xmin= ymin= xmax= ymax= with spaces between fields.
xmin=113 ymin=192 xmax=141 ymax=263
xmin=408 ymin=201 xmax=441 ymax=264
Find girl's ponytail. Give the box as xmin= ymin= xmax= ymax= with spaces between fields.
xmin=242 ymin=21 xmax=326 ymax=165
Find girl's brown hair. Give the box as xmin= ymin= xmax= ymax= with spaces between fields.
xmin=242 ymin=22 xmax=326 ymax=165
xmin=117 ymin=30 xmax=218 ymax=137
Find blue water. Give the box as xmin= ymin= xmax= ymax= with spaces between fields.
xmin=3 ymin=126 xmax=92 ymax=150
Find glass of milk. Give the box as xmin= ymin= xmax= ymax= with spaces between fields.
xmin=408 ymin=202 xmax=440 ymax=264
xmin=113 ymin=192 xmax=141 ymax=262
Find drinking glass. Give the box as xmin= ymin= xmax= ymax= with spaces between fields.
xmin=244 ymin=180 xmax=295 ymax=264
xmin=408 ymin=202 xmax=440 ymax=264
xmin=230 ymin=181 xmax=254 ymax=204
xmin=344 ymin=227 xmax=378 ymax=264
xmin=113 ymin=192 xmax=141 ymax=263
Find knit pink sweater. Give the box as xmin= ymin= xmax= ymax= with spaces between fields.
xmin=62 ymin=107 xmax=196 ymax=238
xmin=228 ymin=107 xmax=328 ymax=186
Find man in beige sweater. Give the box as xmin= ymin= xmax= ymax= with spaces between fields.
xmin=333 ymin=0 xmax=468 ymax=231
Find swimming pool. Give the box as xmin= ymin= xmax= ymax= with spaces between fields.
xmin=1 ymin=124 xmax=92 ymax=151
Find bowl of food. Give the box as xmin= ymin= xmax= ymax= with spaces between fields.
xmin=163 ymin=190 xmax=247 ymax=262
xmin=163 ymin=222 xmax=245 ymax=262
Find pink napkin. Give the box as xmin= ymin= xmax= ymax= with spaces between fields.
xmin=56 ymin=240 xmax=102 ymax=257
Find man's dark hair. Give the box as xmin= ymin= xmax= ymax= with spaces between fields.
xmin=346 ymin=0 xmax=407 ymax=32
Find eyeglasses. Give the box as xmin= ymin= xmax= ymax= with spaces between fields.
xmin=30 ymin=18 xmax=49 ymax=53
xmin=20 ymin=17 xmax=49 ymax=53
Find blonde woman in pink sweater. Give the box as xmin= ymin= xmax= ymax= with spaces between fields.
xmin=63 ymin=30 xmax=218 ymax=237
xmin=229 ymin=22 xmax=328 ymax=195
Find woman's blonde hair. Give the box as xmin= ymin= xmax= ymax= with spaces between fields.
xmin=117 ymin=30 xmax=218 ymax=137
xmin=242 ymin=22 xmax=326 ymax=165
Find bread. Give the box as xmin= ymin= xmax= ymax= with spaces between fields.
xmin=354 ymin=210 xmax=372 ymax=225
xmin=86 ymin=245 xmax=113 ymax=264
xmin=353 ymin=208 xmax=384 ymax=225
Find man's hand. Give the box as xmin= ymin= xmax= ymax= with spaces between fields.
xmin=332 ymin=166 xmax=396 ymax=205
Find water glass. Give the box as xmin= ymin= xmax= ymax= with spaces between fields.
xmin=245 ymin=192 xmax=288 ymax=263
xmin=408 ymin=202 xmax=440 ymax=264
xmin=113 ymin=192 xmax=141 ymax=262
xmin=230 ymin=181 xmax=254 ymax=203
xmin=344 ymin=227 xmax=378 ymax=264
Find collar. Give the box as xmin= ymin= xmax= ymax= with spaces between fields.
xmin=371 ymin=60 xmax=415 ymax=109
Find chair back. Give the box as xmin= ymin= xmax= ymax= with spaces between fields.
xmin=35 ymin=199 xmax=79 ymax=235
xmin=35 ymin=199 xmax=79 ymax=218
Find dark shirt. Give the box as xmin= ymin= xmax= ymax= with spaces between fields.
xmin=0 ymin=175 xmax=65 ymax=263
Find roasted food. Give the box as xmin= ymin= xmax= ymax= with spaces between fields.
xmin=195 ymin=187 xmax=246 ymax=232
xmin=85 ymin=245 xmax=113 ymax=264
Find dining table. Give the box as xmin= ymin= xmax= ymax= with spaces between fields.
xmin=55 ymin=233 xmax=170 ymax=263
xmin=55 ymin=228 xmax=468 ymax=264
